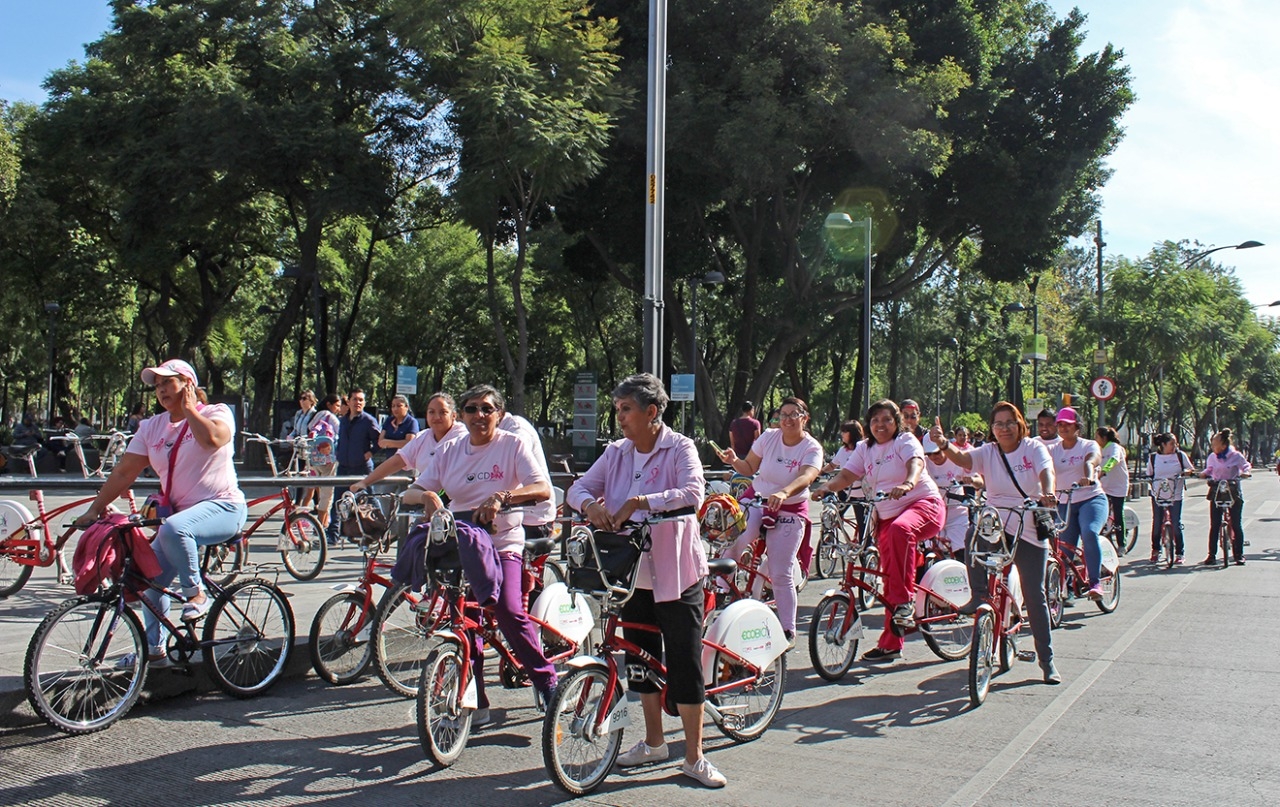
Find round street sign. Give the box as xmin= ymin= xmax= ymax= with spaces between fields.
xmin=1091 ymin=376 xmax=1117 ymax=401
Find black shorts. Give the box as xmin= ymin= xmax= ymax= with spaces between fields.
xmin=620 ymin=582 xmax=705 ymax=705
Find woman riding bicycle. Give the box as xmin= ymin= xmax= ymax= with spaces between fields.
xmin=929 ymin=402 xmax=1061 ymax=684
xmin=1201 ymin=427 xmax=1251 ymax=566
xmin=816 ymin=399 xmax=945 ymax=663
xmin=1049 ymin=407 xmax=1108 ymax=601
xmin=406 ymin=384 xmax=558 ymax=716
xmin=1147 ymin=432 xmax=1193 ymax=564
xmin=350 ymin=392 xmax=466 ymax=493
xmin=74 ymin=359 xmax=247 ymax=665
xmin=822 ymin=420 xmax=868 ymax=538
xmin=715 ymin=397 xmax=823 ymax=646
xmin=1095 ymin=426 xmax=1130 ymax=547
xmin=566 ymin=373 xmax=724 ymax=788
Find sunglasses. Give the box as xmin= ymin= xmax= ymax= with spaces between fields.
xmin=463 ymin=404 xmax=498 ymax=416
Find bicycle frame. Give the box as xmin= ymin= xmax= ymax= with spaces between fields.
xmin=1 ymin=490 xmax=138 ymax=575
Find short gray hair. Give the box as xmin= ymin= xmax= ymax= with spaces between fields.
xmin=458 ymin=384 xmax=505 ymax=412
xmin=390 ymin=394 xmax=409 ymax=407
xmin=611 ymin=373 xmax=668 ymax=422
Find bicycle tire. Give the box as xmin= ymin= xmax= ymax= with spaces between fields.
xmin=711 ymin=650 xmax=786 ymax=742
xmin=1122 ymin=506 xmax=1140 ymax=555
xmin=373 ymin=583 xmax=434 ymax=698
xmin=543 ymin=665 xmax=625 ymax=796
xmin=814 ymin=529 xmax=842 ymax=580
xmin=856 ymin=548 xmax=881 ymax=612
xmin=0 ymin=552 xmax=34 ymax=598
xmin=968 ymin=609 xmax=995 ymax=707
xmin=1161 ymin=523 xmax=1175 ymax=570
xmin=1045 ymin=557 xmax=1065 ymax=630
xmin=310 ymin=591 xmax=373 ymax=685
xmin=919 ymin=597 xmax=971 ymax=661
xmin=280 ymin=512 xmax=327 ymax=581
xmin=417 ymin=642 xmax=472 ymax=767
xmin=202 ymin=578 xmax=294 ymax=698
xmin=1221 ymin=515 xmax=1232 ymax=569
xmin=25 ymin=595 xmax=147 ymax=734
xmin=1095 ymin=569 xmax=1121 ymax=614
xmin=998 ymin=620 xmax=1015 ymax=674
xmin=808 ymin=593 xmax=859 ymax=681
xmin=203 ymin=539 xmax=246 ymax=587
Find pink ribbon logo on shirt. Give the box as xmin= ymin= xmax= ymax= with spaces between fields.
xmin=779 ymin=457 xmax=801 ymax=473
xmin=1013 ymin=456 xmax=1034 ymax=473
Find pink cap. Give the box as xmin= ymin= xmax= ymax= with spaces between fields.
xmin=141 ymin=359 xmax=198 ymax=387
xmin=1055 ymin=406 xmax=1079 ymax=424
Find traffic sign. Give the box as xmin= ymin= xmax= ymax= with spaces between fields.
xmin=1093 ymin=348 xmax=1109 ymax=365
xmin=1090 ymin=376 xmax=1117 ymax=401
xmin=670 ymin=374 xmax=695 ymax=402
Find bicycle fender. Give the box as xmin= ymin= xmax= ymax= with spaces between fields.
xmin=821 ymin=587 xmax=842 ymax=598
xmin=564 ymin=655 xmax=609 ymax=671
xmin=329 ymin=582 xmax=361 ymax=592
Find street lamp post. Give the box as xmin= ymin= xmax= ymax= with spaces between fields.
xmin=44 ymin=302 xmax=61 ymax=425
xmin=933 ymin=336 xmax=958 ymax=419
xmin=1182 ymin=240 xmax=1263 ymax=270
xmin=824 ymin=212 xmax=873 ymax=415
xmin=688 ymin=270 xmax=725 ymax=434
xmin=1000 ymin=301 xmax=1039 ymax=405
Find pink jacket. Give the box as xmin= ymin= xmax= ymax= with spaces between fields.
xmin=567 ymin=425 xmax=707 ymax=602
xmin=1204 ymin=448 xmax=1251 ymax=481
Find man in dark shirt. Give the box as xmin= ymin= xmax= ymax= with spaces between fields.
xmin=729 ymin=401 xmax=762 ymax=458
xmin=330 ymin=388 xmax=379 ymax=544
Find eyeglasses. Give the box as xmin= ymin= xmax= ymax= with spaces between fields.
xmin=778 ymin=411 xmax=805 ymax=421
xmin=991 ymin=421 xmax=1019 ymax=430
xmin=463 ymin=404 xmax=498 ymax=416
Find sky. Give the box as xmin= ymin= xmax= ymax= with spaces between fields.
xmin=1 ymin=1 xmax=1276 ymax=305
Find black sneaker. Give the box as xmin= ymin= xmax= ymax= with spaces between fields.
xmin=862 ymin=647 xmax=901 ymax=663
xmin=1234 ymin=558 xmax=1245 ymax=566
xmin=891 ymin=603 xmax=915 ymax=630
xmin=1201 ymin=556 xmax=1217 ymax=566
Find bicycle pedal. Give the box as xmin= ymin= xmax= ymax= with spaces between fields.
xmin=1015 ymin=650 xmax=1036 ymax=662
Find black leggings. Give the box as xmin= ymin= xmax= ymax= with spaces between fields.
xmin=621 ymin=581 xmax=705 ymax=705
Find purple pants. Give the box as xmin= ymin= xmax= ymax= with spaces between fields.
xmin=471 ymin=551 xmax=557 ymax=706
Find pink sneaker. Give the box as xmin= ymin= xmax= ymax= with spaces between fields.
xmin=1086 ymin=583 xmax=1104 ymax=601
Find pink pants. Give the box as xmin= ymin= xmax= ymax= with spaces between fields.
xmin=875 ymin=495 xmax=946 ymax=651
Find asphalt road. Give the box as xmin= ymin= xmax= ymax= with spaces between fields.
xmin=2 ymin=474 xmax=1278 ymax=806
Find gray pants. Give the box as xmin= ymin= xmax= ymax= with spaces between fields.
xmin=968 ymin=537 xmax=1053 ymax=671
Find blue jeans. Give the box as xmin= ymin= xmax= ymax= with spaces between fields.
xmin=142 ymin=499 xmax=248 ymax=648
xmin=1057 ymin=495 xmax=1106 ymax=587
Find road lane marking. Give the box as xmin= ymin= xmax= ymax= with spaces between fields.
xmin=942 ymin=573 xmax=1198 ymax=807
xmin=1254 ymin=500 xmax=1278 ymax=517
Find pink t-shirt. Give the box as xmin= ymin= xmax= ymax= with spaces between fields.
xmin=965 ymin=439 xmax=1054 ymax=547
xmin=926 ymin=454 xmax=970 ymax=526
xmin=749 ymin=428 xmax=823 ymax=505
xmin=414 ymin=431 xmax=547 ymax=554
xmin=1050 ymin=438 xmax=1103 ymax=504
xmin=397 ymin=422 xmax=467 ymax=472
xmin=126 ymin=405 xmax=245 ymax=511
xmin=842 ymin=432 xmax=941 ymax=520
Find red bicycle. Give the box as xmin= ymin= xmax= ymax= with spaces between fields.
xmin=205 ymin=486 xmax=326 ymax=584
xmin=1045 ymin=484 xmax=1121 ymax=629
xmin=0 ymin=489 xmax=137 ymax=597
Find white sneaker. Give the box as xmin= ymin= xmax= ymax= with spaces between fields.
xmin=617 ymin=739 xmax=670 ymax=767
xmin=471 ymin=707 xmax=491 ymax=728
xmin=680 ymin=756 xmax=727 ymax=788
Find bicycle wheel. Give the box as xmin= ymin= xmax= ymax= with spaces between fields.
xmin=416 ymin=642 xmax=472 ymax=767
xmin=1095 ymin=568 xmax=1121 ymax=614
xmin=1160 ymin=523 xmax=1175 ymax=570
xmin=373 ymin=584 xmax=434 ymax=698
xmin=543 ymin=666 xmax=625 ymax=796
xmin=309 ymin=591 xmax=373 ymax=685
xmin=280 ymin=512 xmax=326 ymax=581
xmin=856 ymin=547 xmax=881 ymax=612
xmin=203 ymin=540 xmax=245 ymax=587
xmin=1221 ymin=516 xmax=1232 ymax=569
xmin=998 ymin=620 xmax=1015 ymax=674
xmin=0 ymin=552 xmax=33 ymax=598
xmin=202 ymin=578 xmax=294 ymax=698
xmin=24 ymin=595 xmax=147 ymax=734
xmin=710 ymin=650 xmax=786 ymax=742
xmin=1122 ymin=506 xmax=1140 ymax=555
xmin=919 ymin=597 xmax=972 ymax=661
xmin=968 ymin=609 xmax=995 ymax=707
xmin=808 ymin=593 xmax=859 ymax=681
xmin=814 ymin=529 xmax=843 ymax=580
xmin=1045 ymin=557 xmax=1065 ymax=630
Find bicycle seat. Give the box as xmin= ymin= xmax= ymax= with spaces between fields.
xmin=524 ymin=535 xmax=557 ymax=556
xmin=217 ymin=532 xmax=245 ymax=546
xmin=707 ymin=557 xmax=738 ymax=577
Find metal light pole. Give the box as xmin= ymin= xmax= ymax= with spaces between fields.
xmin=824 ymin=212 xmax=873 ymax=415
xmin=1095 ymin=220 xmax=1106 ymax=427
xmin=1182 ymin=239 xmax=1263 ymax=269
xmin=641 ymin=0 xmax=669 ymax=377
xmin=44 ymin=302 xmax=61 ymax=424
